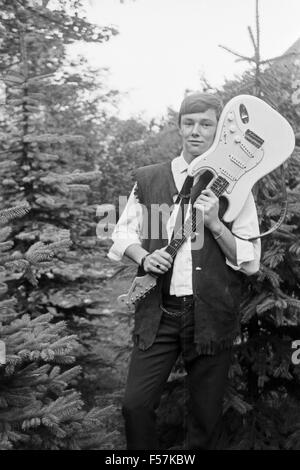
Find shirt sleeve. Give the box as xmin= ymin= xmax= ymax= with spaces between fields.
xmin=107 ymin=183 xmax=143 ymax=262
xmin=226 ymin=191 xmax=261 ymax=275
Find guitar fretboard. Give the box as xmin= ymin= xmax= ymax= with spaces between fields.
xmin=165 ymin=175 xmax=229 ymax=259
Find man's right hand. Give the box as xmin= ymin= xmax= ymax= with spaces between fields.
xmin=143 ymin=248 xmax=173 ymax=275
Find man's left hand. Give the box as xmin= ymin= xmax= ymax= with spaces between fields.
xmin=193 ymin=188 xmax=221 ymax=231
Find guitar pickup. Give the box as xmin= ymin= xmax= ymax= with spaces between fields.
xmin=240 ymin=142 xmax=255 ymax=158
xmin=229 ymin=155 xmax=246 ymax=169
xmin=245 ymin=129 xmax=264 ymax=148
xmin=220 ymin=168 xmax=237 ymax=181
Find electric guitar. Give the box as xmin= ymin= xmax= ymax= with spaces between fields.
xmin=118 ymin=95 xmax=295 ymax=309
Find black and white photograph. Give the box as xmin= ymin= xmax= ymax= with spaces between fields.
xmin=0 ymin=0 xmax=300 ymax=455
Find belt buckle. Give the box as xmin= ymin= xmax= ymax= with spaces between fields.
xmin=181 ymin=295 xmax=193 ymax=312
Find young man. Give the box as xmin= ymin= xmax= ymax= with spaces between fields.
xmin=108 ymin=92 xmax=261 ymax=450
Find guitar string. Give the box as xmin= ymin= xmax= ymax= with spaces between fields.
xmin=166 ymin=178 xmax=228 ymax=258
xmin=167 ymin=185 xmax=224 ymax=257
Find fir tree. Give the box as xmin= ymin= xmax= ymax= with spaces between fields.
xmin=0 ymin=204 xmax=120 ymax=450
xmin=0 ymin=0 xmax=122 ymax=449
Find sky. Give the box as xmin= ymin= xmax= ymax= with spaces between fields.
xmin=68 ymin=0 xmax=300 ymax=120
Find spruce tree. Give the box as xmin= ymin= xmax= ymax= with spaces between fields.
xmin=0 ymin=203 xmax=121 ymax=450
xmin=0 ymin=0 xmax=121 ymax=449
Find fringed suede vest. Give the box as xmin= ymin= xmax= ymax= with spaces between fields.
xmin=132 ymin=160 xmax=243 ymax=355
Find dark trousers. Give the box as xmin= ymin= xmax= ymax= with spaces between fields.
xmin=122 ymin=298 xmax=231 ymax=450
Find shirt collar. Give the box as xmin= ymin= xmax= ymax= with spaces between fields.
xmin=172 ymin=153 xmax=189 ymax=175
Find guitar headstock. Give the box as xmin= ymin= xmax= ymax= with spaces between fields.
xmin=117 ymin=274 xmax=157 ymax=309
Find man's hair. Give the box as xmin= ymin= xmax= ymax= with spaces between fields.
xmin=178 ymin=92 xmax=223 ymax=126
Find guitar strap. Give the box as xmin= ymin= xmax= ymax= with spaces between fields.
xmin=162 ymin=174 xmax=194 ymax=295
xmin=171 ymin=174 xmax=194 ymax=239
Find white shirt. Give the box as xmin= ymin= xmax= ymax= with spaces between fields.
xmin=107 ymin=154 xmax=261 ymax=295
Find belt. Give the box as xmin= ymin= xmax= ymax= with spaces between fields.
xmin=160 ymin=294 xmax=194 ymax=317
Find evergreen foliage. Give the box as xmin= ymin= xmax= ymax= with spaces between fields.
xmin=0 ymin=204 xmax=119 ymax=450
xmin=0 ymin=0 xmax=121 ymax=449
xmin=215 ymin=0 xmax=300 ymax=449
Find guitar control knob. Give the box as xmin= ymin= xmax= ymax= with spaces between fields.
xmin=227 ymin=112 xmax=234 ymax=121
xmin=234 ymin=135 xmax=241 ymax=143
xmin=229 ymin=125 xmax=236 ymax=133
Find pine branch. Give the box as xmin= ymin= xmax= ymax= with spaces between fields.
xmin=260 ymin=52 xmax=300 ymax=65
xmin=248 ymin=26 xmax=257 ymax=50
xmin=0 ymin=203 xmax=30 ymax=225
xmin=218 ymin=44 xmax=255 ymax=63
xmin=255 ymin=0 xmax=260 ymax=63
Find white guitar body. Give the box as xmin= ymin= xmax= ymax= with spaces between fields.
xmin=188 ymin=95 xmax=295 ymax=222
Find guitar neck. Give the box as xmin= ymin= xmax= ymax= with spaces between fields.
xmin=165 ymin=175 xmax=229 ymax=259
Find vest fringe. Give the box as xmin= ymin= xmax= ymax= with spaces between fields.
xmin=195 ymin=333 xmax=239 ymax=355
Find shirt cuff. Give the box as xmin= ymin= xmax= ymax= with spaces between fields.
xmin=226 ymin=237 xmax=255 ymax=271
xmin=107 ymin=239 xmax=142 ymax=262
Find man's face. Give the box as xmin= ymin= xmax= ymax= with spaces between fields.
xmin=179 ymin=108 xmax=218 ymax=161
